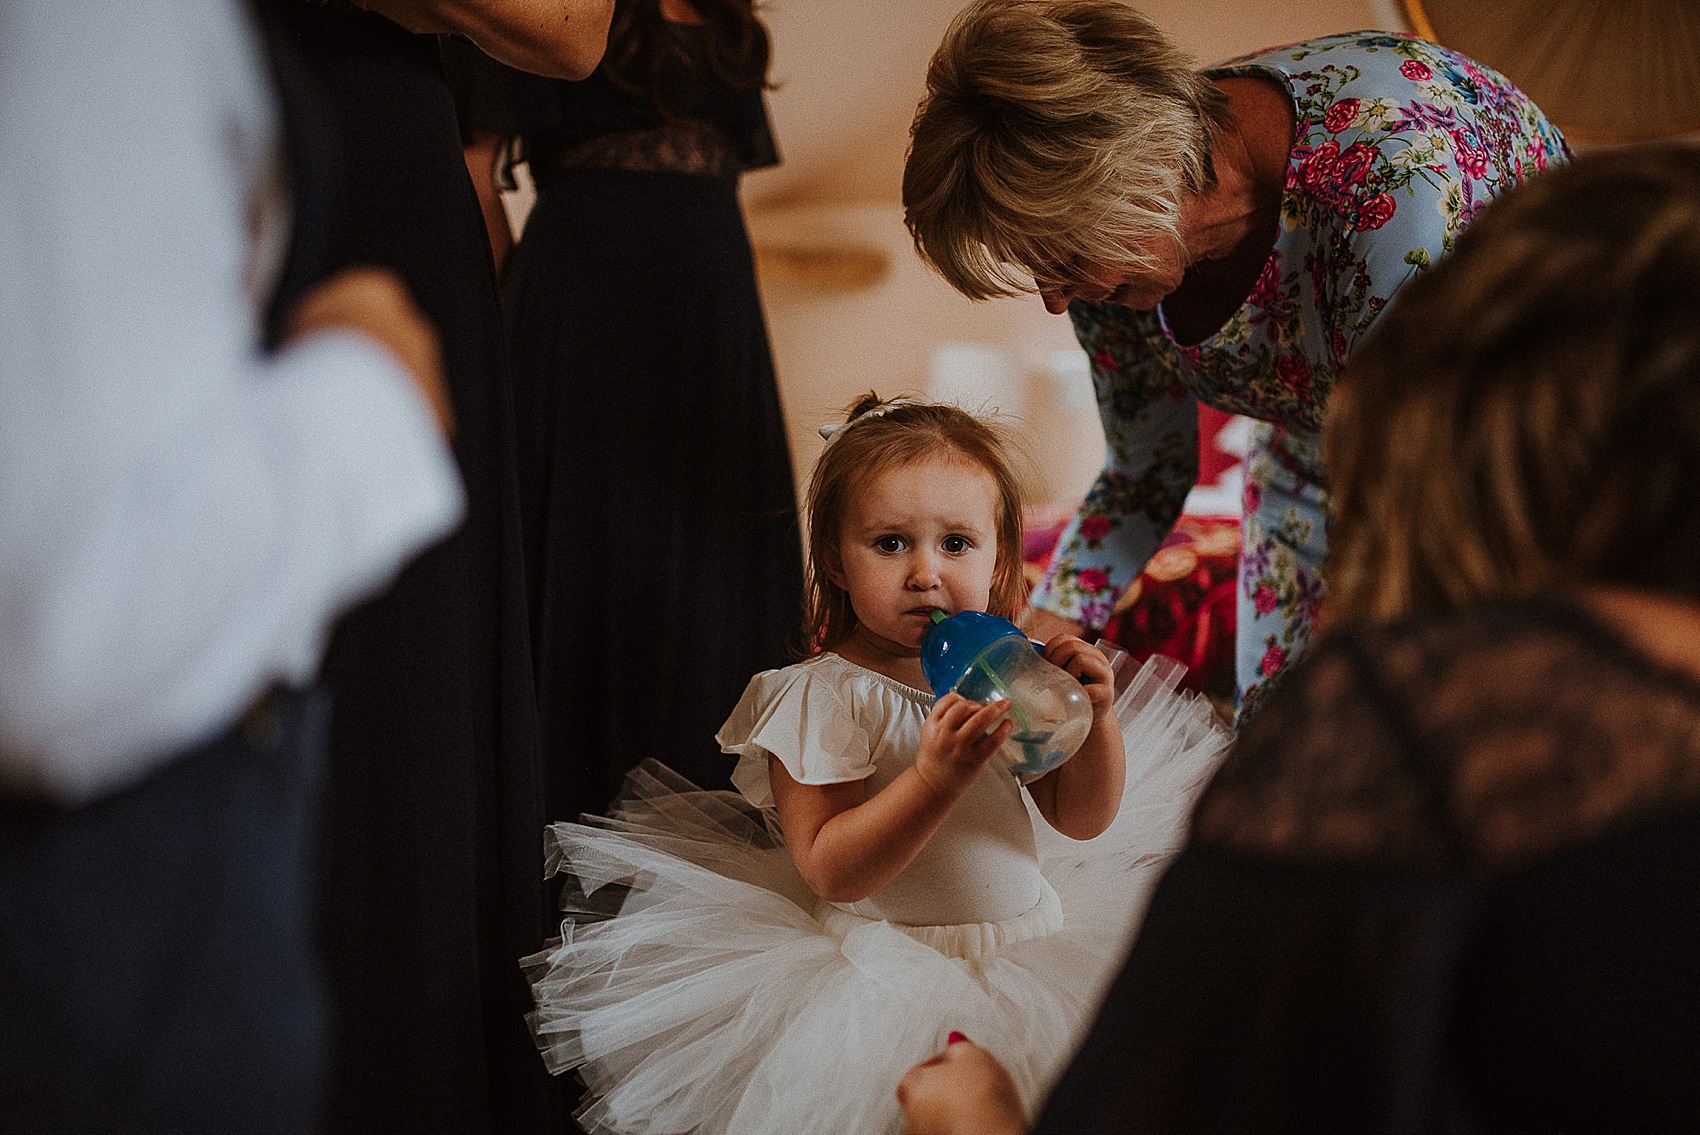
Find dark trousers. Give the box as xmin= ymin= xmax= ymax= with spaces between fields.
xmin=0 ymin=690 xmax=330 ymax=1134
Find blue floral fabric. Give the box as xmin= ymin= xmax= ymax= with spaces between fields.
xmin=1029 ymin=32 xmax=1569 ymax=715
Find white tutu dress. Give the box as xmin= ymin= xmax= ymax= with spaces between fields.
xmin=523 ymin=651 xmax=1229 ymax=1135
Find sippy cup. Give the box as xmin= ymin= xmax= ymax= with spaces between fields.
xmin=920 ymin=609 xmax=1094 ymax=779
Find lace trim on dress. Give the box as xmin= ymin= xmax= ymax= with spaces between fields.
xmin=1193 ymin=597 xmax=1700 ymax=873
xmin=553 ymin=119 xmax=743 ymax=179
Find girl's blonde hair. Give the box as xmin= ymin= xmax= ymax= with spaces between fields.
xmin=803 ymin=394 xmax=1028 ymax=650
xmin=902 ymin=0 xmax=1230 ymax=300
xmin=1325 ymin=144 xmax=1700 ymax=625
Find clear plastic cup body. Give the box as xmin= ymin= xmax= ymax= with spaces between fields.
xmin=951 ymin=635 xmax=1093 ymax=778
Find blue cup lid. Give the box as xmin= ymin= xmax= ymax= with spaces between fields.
xmin=920 ymin=609 xmax=1026 ymax=696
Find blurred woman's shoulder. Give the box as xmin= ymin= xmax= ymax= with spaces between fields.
xmin=1194 ymin=592 xmax=1700 ymax=871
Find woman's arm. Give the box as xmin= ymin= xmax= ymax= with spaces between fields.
xmin=356 ymin=0 xmax=614 ymax=80
xmin=1028 ymin=305 xmax=1199 ymax=633
xmin=770 ymin=694 xmax=1011 ymax=902
xmin=1024 ymin=636 xmax=1125 ymax=839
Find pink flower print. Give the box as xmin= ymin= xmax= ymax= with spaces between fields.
xmin=1243 ymin=480 xmax=1262 ymax=516
xmin=1336 ymin=142 xmax=1375 ymax=189
xmin=1275 ymin=352 xmax=1313 ymax=393
xmin=1323 ymin=98 xmax=1360 ymax=134
xmin=1284 ymin=144 xmax=1312 ymax=193
xmin=1356 ymin=192 xmax=1397 ymax=231
xmin=1249 ymin=255 xmax=1281 ymax=308
xmin=1331 ymin=326 xmax=1349 ymax=364
xmin=1299 ymin=139 xmax=1341 ymax=195
xmin=1093 ymin=348 xmax=1118 ymax=371
xmin=1260 ymin=642 xmax=1287 ymax=677
xmin=1079 ymin=596 xmax=1113 ymax=628
xmin=1253 ymin=582 xmax=1278 ymax=615
xmin=1076 ymin=567 xmax=1111 ymax=594
xmin=1078 ymin=514 xmax=1111 ymax=544
xmin=1451 ymin=128 xmax=1489 ymax=178
xmin=1400 ymin=59 xmax=1433 ymax=81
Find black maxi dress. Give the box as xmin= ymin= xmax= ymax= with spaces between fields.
xmin=257 ymin=8 xmax=560 ymax=1133
xmin=453 ymin=27 xmax=804 ymax=826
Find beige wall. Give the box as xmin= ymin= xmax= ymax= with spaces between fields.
xmin=743 ymin=0 xmax=1393 ymax=509
xmin=495 ymin=2 xmax=1404 ymax=505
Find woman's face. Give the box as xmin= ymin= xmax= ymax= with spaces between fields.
xmin=1036 ymin=244 xmax=1188 ymax=314
xmin=1033 ymin=190 xmax=1232 ymax=314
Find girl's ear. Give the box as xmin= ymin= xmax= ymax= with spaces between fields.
xmin=821 ymin=542 xmax=847 ymax=591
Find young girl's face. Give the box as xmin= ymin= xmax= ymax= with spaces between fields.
xmin=829 ymin=453 xmax=1002 ymax=653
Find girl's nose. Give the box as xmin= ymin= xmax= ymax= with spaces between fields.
xmin=906 ymin=556 xmax=942 ymax=590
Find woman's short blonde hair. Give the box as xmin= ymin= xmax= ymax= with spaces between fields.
xmin=1324 ymin=144 xmax=1700 ymax=625
xmin=903 ymin=0 xmax=1230 ymax=300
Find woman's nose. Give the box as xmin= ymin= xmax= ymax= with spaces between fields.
xmin=1039 ymin=282 xmax=1075 ymax=315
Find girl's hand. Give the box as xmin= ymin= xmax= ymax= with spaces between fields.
xmin=1026 ymin=636 xmax=1126 ymax=840
xmin=914 ymin=692 xmax=1011 ymax=797
xmin=1041 ymin=635 xmax=1116 ymax=719
xmin=1022 ymin=605 xmax=1086 ymax=645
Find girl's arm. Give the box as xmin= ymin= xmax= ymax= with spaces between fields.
xmin=769 ymin=694 xmax=1012 ymax=903
xmin=1025 ymin=637 xmax=1125 ymax=840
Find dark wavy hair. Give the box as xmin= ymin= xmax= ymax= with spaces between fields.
xmin=601 ymin=0 xmax=771 ymax=112
xmin=1325 ymin=143 xmax=1700 ymax=625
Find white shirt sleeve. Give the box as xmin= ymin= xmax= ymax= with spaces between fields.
xmin=0 ymin=0 xmax=465 ymax=803
xmin=720 ymin=657 xmax=883 ymax=810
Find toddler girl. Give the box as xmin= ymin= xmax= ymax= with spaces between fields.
xmin=523 ymin=395 xmax=1227 ymax=1134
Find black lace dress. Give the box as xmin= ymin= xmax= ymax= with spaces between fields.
xmin=450 ymin=24 xmax=804 ymax=826
xmin=1034 ymin=596 xmax=1700 ymax=1134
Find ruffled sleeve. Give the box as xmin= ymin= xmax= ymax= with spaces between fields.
xmin=717 ymin=658 xmax=878 ymax=810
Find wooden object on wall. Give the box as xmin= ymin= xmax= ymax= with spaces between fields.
xmin=753 ymin=243 xmax=891 ymax=291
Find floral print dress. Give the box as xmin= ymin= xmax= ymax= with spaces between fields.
xmin=1029 ymin=32 xmax=1569 ymax=717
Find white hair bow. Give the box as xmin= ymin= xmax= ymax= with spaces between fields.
xmin=817 ymin=397 xmax=926 ymax=444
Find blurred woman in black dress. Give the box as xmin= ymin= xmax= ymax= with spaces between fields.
xmin=455 ymin=0 xmax=804 ymax=823
xmin=257 ymin=3 xmax=610 ymax=1132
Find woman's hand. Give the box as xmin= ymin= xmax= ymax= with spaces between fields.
xmin=914 ymin=693 xmax=1011 ymax=797
xmin=286 ymin=267 xmax=452 ymax=438
xmin=897 ymin=1036 xmax=1026 ymax=1135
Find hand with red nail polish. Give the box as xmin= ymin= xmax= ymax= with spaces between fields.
xmin=896 ymin=1035 xmax=1025 ymax=1135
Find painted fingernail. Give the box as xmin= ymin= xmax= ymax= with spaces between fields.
xmin=947 ymin=1031 xmax=968 ymax=1045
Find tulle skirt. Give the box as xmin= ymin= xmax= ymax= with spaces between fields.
xmin=522 ymin=658 xmax=1230 ymax=1135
